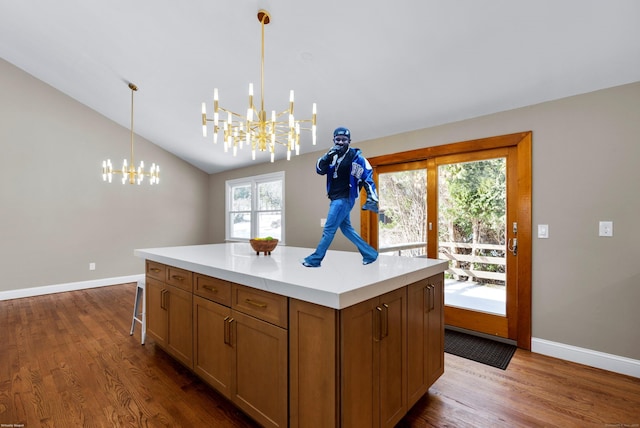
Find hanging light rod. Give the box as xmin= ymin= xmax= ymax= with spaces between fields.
xmin=201 ymin=9 xmax=317 ymax=162
xmin=102 ymin=83 xmax=160 ymax=185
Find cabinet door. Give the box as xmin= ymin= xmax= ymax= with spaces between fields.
xmin=426 ymin=274 xmax=444 ymax=387
xmin=193 ymin=295 xmax=232 ymax=398
xmin=341 ymin=288 xmax=407 ymax=428
xmin=407 ymin=274 xmax=445 ymax=408
xmin=341 ymin=296 xmax=378 ymax=428
xmin=231 ymin=310 xmax=288 ymax=428
xmin=407 ymin=279 xmax=430 ymax=407
xmin=146 ymin=277 xmax=167 ymax=346
xmin=166 ymin=284 xmax=193 ymax=368
xmin=378 ymin=287 xmax=407 ymax=428
xmin=289 ymin=299 xmax=338 ymax=428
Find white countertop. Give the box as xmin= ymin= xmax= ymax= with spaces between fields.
xmin=134 ymin=243 xmax=447 ymax=309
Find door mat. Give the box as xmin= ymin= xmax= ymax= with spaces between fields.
xmin=444 ymin=329 xmax=517 ymax=370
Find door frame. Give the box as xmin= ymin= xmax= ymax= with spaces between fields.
xmin=363 ymin=132 xmax=532 ymax=349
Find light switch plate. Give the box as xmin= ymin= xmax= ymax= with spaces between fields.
xmin=538 ymin=224 xmax=549 ymax=239
xmin=599 ymin=221 xmax=613 ymax=237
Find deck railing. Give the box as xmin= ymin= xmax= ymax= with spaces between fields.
xmin=379 ymin=241 xmax=506 ymax=284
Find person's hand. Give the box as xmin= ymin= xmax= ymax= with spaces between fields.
xmin=326 ymin=145 xmax=341 ymax=157
xmin=362 ymin=199 xmax=379 ymax=213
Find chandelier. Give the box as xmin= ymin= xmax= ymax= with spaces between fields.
xmin=101 ymin=83 xmax=160 ymax=185
xmin=201 ymin=10 xmax=317 ymax=162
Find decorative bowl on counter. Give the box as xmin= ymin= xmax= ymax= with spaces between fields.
xmin=250 ymin=238 xmax=279 ymax=255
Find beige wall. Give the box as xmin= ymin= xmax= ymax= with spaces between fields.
xmin=0 ymin=59 xmax=210 ymax=291
xmin=209 ymin=81 xmax=640 ymax=361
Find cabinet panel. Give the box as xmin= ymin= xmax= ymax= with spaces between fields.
xmin=426 ymin=274 xmax=444 ymax=387
xmin=232 ymin=310 xmax=288 ymax=428
xmin=341 ymin=296 xmax=378 ymax=428
xmin=378 ymin=287 xmax=407 ymax=428
xmin=166 ymin=285 xmax=193 ymax=368
xmin=407 ymin=273 xmax=445 ymax=408
xmin=146 ymin=277 xmax=167 ymax=345
xmin=289 ymin=299 xmax=338 ymax=428
xmin=340 ymin=287 xmax=407 ymax=428
xmin=193 ymin=295 xmax=232 ymax=397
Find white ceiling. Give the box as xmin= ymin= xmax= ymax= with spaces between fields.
xmin=2 ymin=0 xmax=639 ymax=174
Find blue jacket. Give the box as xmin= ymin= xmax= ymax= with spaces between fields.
xmin=316 ymin=147 xmax=378 ymax=206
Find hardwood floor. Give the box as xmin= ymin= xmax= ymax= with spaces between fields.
xmin=1 ymin=283 xmax=638 ymax=427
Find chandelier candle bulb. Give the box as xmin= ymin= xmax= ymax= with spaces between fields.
xmin=201 ymin=103 xmax=207 ymax=137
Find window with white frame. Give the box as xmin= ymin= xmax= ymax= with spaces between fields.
xmin=226 ymin=172 xmax=284 ymax=243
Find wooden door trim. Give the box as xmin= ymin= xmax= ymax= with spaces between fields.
xmin=363 ymin=131 xmax=532 ymax=350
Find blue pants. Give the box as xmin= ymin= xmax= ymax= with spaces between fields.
xmin=304 ymin=198 xmax=378 ymax=266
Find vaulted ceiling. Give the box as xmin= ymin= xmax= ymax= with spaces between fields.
xmin=2 ymin=0 xmax=639 ymax=173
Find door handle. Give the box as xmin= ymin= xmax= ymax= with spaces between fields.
xmin=428 ymin=285 xmax=435 ymax=311
xmin=374 ymin=306 xmax=383 ymax=341
xmin=508 ymin=238 xmax=518 ymax=256
xmin=160 ymin=289 xmax=168 ymax=310
xmin=381 ymin=304 xmax=389 ymax=339
xmin=224 ymin=317 xmax=235 ymax=346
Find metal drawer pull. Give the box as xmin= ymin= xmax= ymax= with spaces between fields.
xmin=202 ymin=285 xmax=218 ymax=293
xmin=160 ymin=289 xmax=168 ymax=310
xmin=150 ymin=268 xmax=161 ymax=273
xmin=171 ymin=275 xmax=185 ymax=281
xmin=223 ymin=316 xmax=231 ymax=344
xmin=245 ymin=298 xmax=267 ymax=308
xmin=374 ymin=306 xmax=383 ymax=341
xmin=429 ymin=285 xmax=435 ymax=311
xmin=381 ymin=303 xmax=389 ymax=339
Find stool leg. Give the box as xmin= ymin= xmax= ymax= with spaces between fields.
xmin=140 ymin=285 xmax=146 ymax=345
xmin=130 ymin=284 xmax=142 ymax=336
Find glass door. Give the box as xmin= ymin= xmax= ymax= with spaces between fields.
xmin=373 ymin=146 xmax=522 ymax=340
xmin=377 ymin=161 xmax=428 ymax=258
xmin=436 ymin=149 xmax=515 ymax=338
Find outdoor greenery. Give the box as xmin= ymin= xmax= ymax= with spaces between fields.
xmin=378 ymin=158 xmax=506 ymax=284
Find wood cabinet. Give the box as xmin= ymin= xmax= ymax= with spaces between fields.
xmin=146 ymin=259 xmax=444 ymax=428
xmin=193 ymin=278 xmax=288 ymax=428
xmin=145 ymin=261 xmax=193 ymax=368
xmin=407 ymin=274 xmax=444 ymax=408
xmin=290 ymin=273 xmax=445 ymax=428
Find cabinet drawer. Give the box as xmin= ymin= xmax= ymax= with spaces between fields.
xmin=232 ymin=284 xmax=288 ymax=328
xmin=195 ymin=274 xmax=231 ymax=306
xmin=166 ymin=266 xmax=193 ymax=292
xmin=146 ymin=261 xmax=166 ymax=281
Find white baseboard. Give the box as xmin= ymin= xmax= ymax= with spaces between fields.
xmin=532 ymin=337 xmax=640 ymax=378
xmin=0 ymin=274 xmax=144 ymax=301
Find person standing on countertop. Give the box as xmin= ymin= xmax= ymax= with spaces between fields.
xmin=302 ymin=127 xmax=379 ymax=267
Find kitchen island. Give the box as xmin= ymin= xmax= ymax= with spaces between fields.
xmin=135 ymin=243 xmax=447 ymax=428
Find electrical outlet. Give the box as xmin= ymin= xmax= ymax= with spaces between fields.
xmin=89 ymin=262 xmax=96 ymax=271
xmin=598 ymin=221 xmax=613 ymax=237
xmin=320 ymin=218 xmax=326 ymax=227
